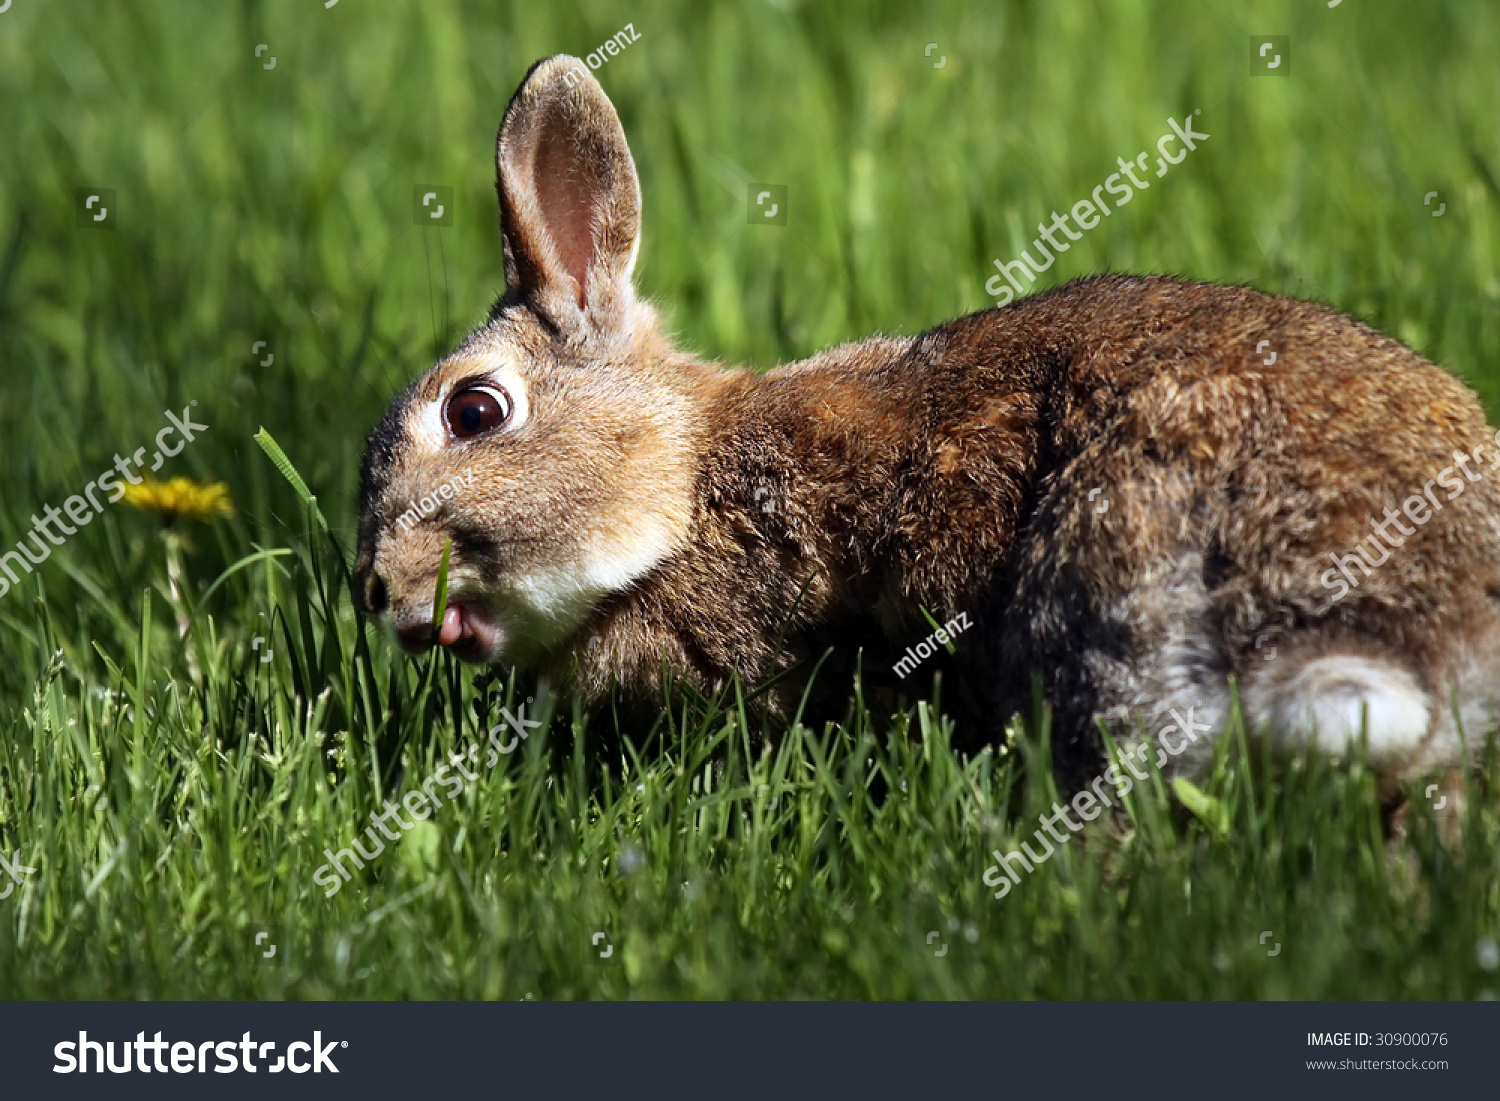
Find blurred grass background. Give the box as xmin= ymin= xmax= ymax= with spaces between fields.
xmin=0 ymin=0 xmax=1497 ymax=998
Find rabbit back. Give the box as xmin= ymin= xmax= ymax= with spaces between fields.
xmin=969 ymin=277 xmax=1500 ymax=788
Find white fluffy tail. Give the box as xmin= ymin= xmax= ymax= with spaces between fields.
xmin=1247 ymin=653 xmax=1433 ymax=762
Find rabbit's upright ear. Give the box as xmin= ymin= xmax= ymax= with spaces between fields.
xmin=497 ymin=56 xmax=642 ymax=341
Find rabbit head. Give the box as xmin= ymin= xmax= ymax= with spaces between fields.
xmin=352 ymin=56 xmax=711 ymax=667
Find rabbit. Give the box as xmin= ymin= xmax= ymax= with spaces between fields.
xmin=352 ymin=54 xmax=1500 ymax=799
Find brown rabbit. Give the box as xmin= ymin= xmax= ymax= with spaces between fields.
xmin=353 ymin=54 xmax=1500 ymax=795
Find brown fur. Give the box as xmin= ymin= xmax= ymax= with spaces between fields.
xmin=353 ymin=55 xmax=1500 ymax=791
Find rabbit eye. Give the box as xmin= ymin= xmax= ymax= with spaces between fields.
xmin=445 ymin=387 xmax=510 ymax=438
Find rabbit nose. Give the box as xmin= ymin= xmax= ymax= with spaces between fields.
xmin=395 ymin=621 xmax=438 ymax=651
xmin=366 ymin=573 xmax=389 ymax=614
xmin=353 ymin=567 xmax=389 ymax=615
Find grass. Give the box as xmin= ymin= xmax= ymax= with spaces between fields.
xmin=1 ymin=0 xmax=1499 ymax=998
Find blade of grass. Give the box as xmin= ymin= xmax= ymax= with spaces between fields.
xmin=252 ymin=427 xmax=329 ymax=535
xmin=432 ymin=536 xmax=452 ymax=634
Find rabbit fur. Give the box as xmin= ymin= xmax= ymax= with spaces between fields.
xmin=354 ymin=55 xmax=1500 ymax=794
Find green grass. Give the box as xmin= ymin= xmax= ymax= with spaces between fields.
xmin=2 ymin=0 xmax=1499 ymax=998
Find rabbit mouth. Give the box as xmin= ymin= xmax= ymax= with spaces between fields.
xmin=435 ymin=601 xmax=505 ymax=664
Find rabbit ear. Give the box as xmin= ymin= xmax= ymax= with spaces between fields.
xmin=496 ymin=55 xmax=642 ymax=340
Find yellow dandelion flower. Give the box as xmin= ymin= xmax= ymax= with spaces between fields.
xmin=119 ymin=476 xmax=235 ymax=525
